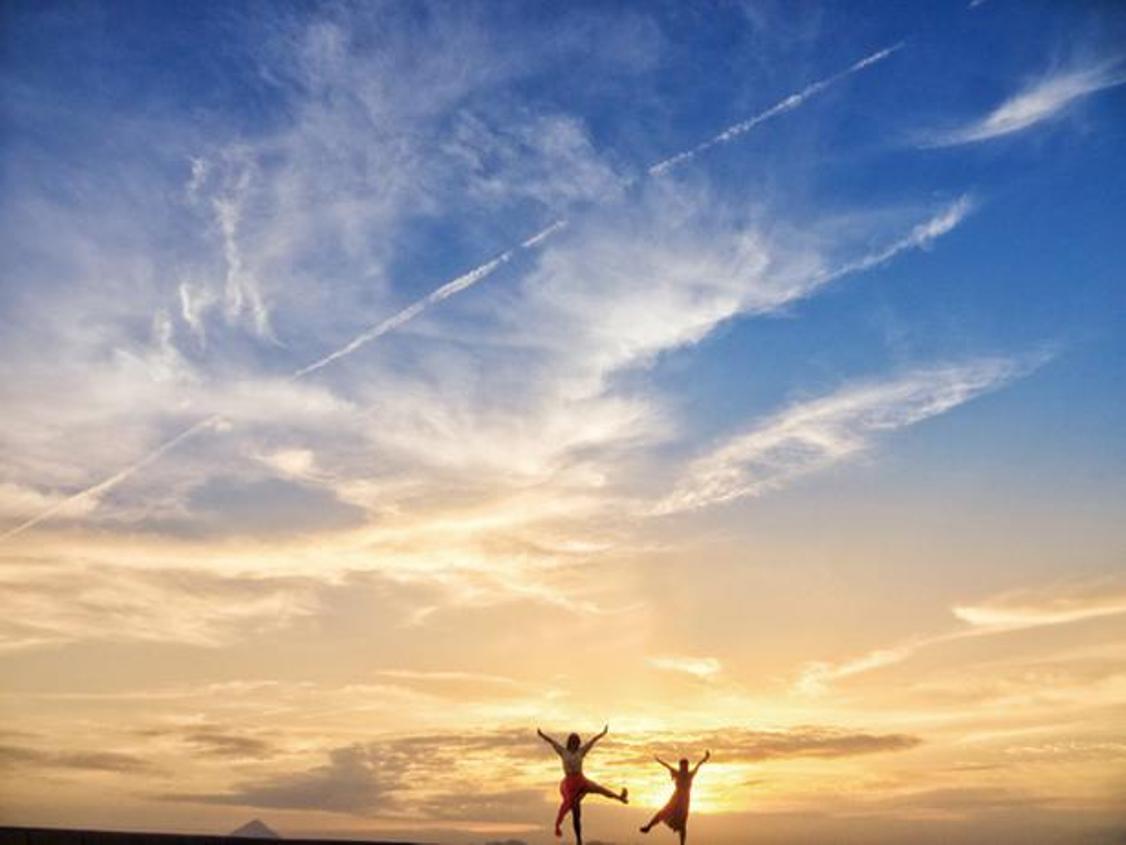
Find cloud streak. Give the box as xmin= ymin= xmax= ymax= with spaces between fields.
xmin=657 ymin=355 xmax=1030 ymax=514
xmin=213 ymin=159 xmax=276 ymax=340
xmin=810 ymin=195 xmax=974 ymax=285
xmin=796 ymin=577 xmax=1126 ymax=695
xmin=923 ymin=59 xmax=1126 ymax=146
xmin=648 ymin=655 xmax=723 ymax=679
xmin=0 ymin=743 xmax=153 ymax=774
xmin=632 ymin=726 xmax=922 ymax=764
xmin=952 ymin=580 xmax=1126 ymax=631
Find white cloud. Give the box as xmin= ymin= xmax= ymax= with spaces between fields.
xmin=259 ymin=448 xmax=317 ymax=479
xmin=923 ymin=60 xmax=1126 ymax=146
xmin=648 ymin=655 xmax=723 ymax=679
xmin=953 ymin=579 xmax=1126 ymax=631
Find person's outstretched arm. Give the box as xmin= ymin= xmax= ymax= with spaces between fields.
xmin=655 ymin=755 xmax=676 ymax=773
xmin=537 ymin=728 xmax=564 ymax=755
xmin=691 ymin=750 xmax=711 ymax=775
xmin=581 ymin=724 xmax=609 ymax=753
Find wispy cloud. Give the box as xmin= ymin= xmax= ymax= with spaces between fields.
xmin=211 ymin=155 xmax=276 ymax=341
xmin=657 ymin=356 xmax=1031 ymax=514
xmin=0 ymin=29 xmax=909 ymax=546
xmin=648 ymin=655 xmax=722 ymax=679
xmin=0 ymin=563 xmax=321 ymax=650
xmin=648 ymin=43 xmax=903 ymax=175
xmin=0 ymin=743 xmax=153 ymax=774
xmin=630 ymin=726 xmax=921 ymax=764
xmin=923 ymin=59 xmax=1126 ymax=146
xmin=796 ymin=577 xmax=1126 ymax=695
xmin=373 ymin=669 xmax=528 ymax=688
xmin=136 ymin=722 xmax=278 ymax=760
xmin=0 ymin=186 xmax=969 ymax=547
xmin=811 ymin=195 xmax=974 ymax=285
xmin=0 ymin=218 xmax=567 ymax=544
xmin=952 ymin=579 xmax=1126 ymax=630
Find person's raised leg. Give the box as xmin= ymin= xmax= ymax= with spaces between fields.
xmin=584 ymin=780 xmax=628 ymax=803
xmin=640 ymin=810 xmax=663 ymax=833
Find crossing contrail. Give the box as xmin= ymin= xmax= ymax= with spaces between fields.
xmin=647 ymin=43 xmax=903 ymax=176
xmin=293 ymin=220 xmax=566 ymax=378
xmin=2 ymin=44 xmax=903 ymax=542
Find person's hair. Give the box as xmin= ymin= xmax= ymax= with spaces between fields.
xmin=567 ymin=733 xmax=581 ymax=751
xmin=679 ymin=758 xmax=689 ymax=769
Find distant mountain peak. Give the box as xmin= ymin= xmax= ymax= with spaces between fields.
xmin=229 ymin=820 xmax=280 ymax=839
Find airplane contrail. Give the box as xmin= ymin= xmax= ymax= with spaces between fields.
xmin=293 ymin=220 xmax=566 ymax=378
xmin=0 ymin=416 xmax=223 ymax=542
xmin=2 ymin=44 xmax=903 ymax=542
xmin=647 ymin=43 xmax=903 ymax=176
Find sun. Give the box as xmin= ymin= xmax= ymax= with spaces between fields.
xmin=613 ymin=763 xmax=748 ymax=815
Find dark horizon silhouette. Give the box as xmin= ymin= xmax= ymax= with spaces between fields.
xmin=0 ymin=828 xmax=419 ymax=845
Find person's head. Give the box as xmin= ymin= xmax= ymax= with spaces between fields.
xmin=679 ymin=758 xmax=689 ymax=772
xmin=567 ymin=733 xmax=581 ymax=751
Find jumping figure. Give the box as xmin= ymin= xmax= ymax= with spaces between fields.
xmin=640 ymin=750 xmax=710 ymax=845
xmin=537 ymin=725 xmax=628 ymax=843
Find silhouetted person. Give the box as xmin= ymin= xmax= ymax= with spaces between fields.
xmin=640 ymin=750 xmax=710 ymax=844
xmin=537 ymin=725 xmax=628 ymax=843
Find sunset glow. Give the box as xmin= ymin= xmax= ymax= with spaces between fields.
xmin=2 ymin=2 xmax=1125 ymax=844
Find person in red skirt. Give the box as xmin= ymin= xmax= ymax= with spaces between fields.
xmin=640 ymin=750 xmax=710 ymax=844
xmin=537 ymin=725 xmax=629 ymax=843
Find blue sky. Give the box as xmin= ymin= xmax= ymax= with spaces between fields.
xmin=2 ymin=1 xmax=1126 ymax=842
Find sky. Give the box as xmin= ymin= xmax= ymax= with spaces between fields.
xmin=1 ymin=1 xmax=1125 ymax=843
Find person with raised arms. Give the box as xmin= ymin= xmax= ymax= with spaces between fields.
xmin=640 ymin=750 xmax=710 ymax=844
xmin=537 ymin=724 xmax=629 ymax=843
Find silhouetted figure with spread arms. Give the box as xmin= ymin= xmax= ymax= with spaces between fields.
xmin=537 ymin=725 xmax=628 ymax=843
xmin=640 ymin=750 xmax=710 ymax=844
